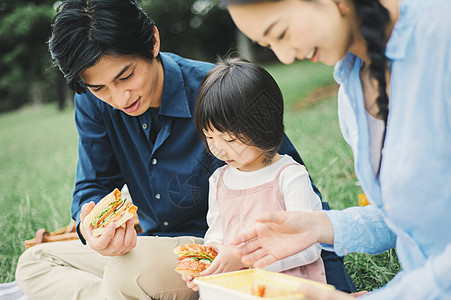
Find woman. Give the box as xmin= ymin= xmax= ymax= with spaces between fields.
xmin=220 ymin=0 xmax=451 ymax=299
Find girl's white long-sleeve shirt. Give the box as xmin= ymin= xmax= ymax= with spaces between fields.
xmin=204 ymin=154 xmax=323 ymax=272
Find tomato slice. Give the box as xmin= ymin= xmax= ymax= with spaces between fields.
xmin=95 ymin=201 xmax=123 ymax=227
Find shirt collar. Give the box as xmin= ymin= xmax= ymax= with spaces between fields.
xmin=158 ymin=52 xmax=192 ymax=118
xmin=333 ymin=53 xmax=357 ymax=86
xmin=334 ymin=0 xmax=424 ymax=83
xmin=385 ymin=0 xmax=424 ymax=60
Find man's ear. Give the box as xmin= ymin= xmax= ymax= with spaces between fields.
xmin=333 ymin=0 xmax=351 ymax=16
xmin=152 ymin=26 xmax=161 ymax=58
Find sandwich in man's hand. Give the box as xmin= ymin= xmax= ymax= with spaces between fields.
xmin=83 ymin=188 xmax=138 ymax=236
xmin=174 ymin=244 xmax=218 ymax=277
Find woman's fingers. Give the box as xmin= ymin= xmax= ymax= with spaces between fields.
xmin=237 ymin=245 xmax=261 ymax=263
xmin=298 ymin=283 xmax=354 ymax=300
xmin=232 ymin=211 xmax=291 ymax=248
xmin=251 ymin=252 xmax=278 ymax=269
xmin=235 ymin=243 xmax=278 ymax=268
xmin=231 ymin=227 xmax=258 ymax=247
xmin=254 ymin=211 xmax=288 ymax=224
xmin=351 ymin=291 xmax=368 ymax=298
xmin=233 ymin=237 xmax=261 ymax=257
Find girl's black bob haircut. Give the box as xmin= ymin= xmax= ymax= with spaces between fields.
xmin=194 ymin=57 xmax=284 ymax=164
xmin=49 ymin=0 xmax=157 ymax=94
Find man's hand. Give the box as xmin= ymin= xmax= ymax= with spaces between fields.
xmin=231 ymin=211 xmax=333 ymax=268
xmin=79 ymin=201 xmax=137 ymax=256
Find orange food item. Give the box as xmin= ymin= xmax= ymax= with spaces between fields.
xmin=359 ymin=193 xmax=370 ymax=207
xmin=250 ymin=283 xmax=266 ymax=297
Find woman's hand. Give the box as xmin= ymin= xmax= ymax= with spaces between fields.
xmin=298 ymin=284 xmax=368 ymax=299
xmin=231 ymin=211 xmax=333 ymax=268
xmin=79 ymin=201 xmax=137 ymax=256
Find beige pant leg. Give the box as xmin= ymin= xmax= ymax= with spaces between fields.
xmin=104 ymin=236 xmax=204 ymax=300
xmin=15 ymin=240 xmax=108 ymax=300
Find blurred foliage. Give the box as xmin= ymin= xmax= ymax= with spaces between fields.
xmin=0 ymin=2 xmax=57 ymax=112
xmin=0 ymin=0 xmax=271 ymax=113
xmin=140 ymin=0 xmax=237 ymax=61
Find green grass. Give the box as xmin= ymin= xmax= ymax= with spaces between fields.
xmin=264 ymin=60 xmax=336 ymax=107
xmin=0 ymin=61 xmax=399 ymax=291
xmin=0 ymin=105 xmax=78 ymax=282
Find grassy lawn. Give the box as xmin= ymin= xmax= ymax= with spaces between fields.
xmin=0 ymin=105 xmax=78 ymax=282
xmin=0 ymin=60 xmax=399 ymax=291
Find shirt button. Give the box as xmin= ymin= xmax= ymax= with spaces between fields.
xmin=142 ymin=123 xmax=148 ymax=130
xmin=155 ymin=193 xmax=161 ymax=199
xmin=152 ymin=158 xmax=157 ymax=165
xmin=385 ymin=204 xmax=390 ymax=211
xmin=163 ymin=221 xmax=169 ymax=226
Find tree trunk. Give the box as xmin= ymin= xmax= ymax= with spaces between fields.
xmin=30 ymin=81 xmax=43 ymax=107
xmin=236 ymin=29 xmax=254 ymax=62
xmin=56 ymin=73 xmax=74 ymax=110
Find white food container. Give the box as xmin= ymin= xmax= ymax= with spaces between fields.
xmin=194 ymin=269 xmax=334 ymax=300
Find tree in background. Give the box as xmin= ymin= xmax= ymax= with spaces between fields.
xmin=0 ymin=0 xmax=272 ymax=113
xmin=141 ymin=0 xmax=236 ymax=61
xmin=142 ymin=0 xmax=275 ymax=62
xmin=0 ymin=2 xmax=59 ymax=113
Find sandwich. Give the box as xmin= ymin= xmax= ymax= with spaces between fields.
xmin=83 ymin=188 xmax=138 ymax=236
xmin=173 ymin=244 xmax=218 ymax=277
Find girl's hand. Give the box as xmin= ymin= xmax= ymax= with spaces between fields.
xmin=200 ymin=243 xmax=248 ymax=276
xmin=181 ymin=243 xmax=246 ymax=292
xmin=231 ymin=211 xmax=333 ymax=268
xmin=181 ymin=274 xmax=199 ymax=291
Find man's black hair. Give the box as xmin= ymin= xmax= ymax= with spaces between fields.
xmin=49 ymin=0 xmax=157 ymax=93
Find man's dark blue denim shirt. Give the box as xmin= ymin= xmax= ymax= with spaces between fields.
xmin=72 ymin=52 xmax=320 ymax=238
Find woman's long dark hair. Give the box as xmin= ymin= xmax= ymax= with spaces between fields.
xmin=352 ymin=0 xmax=390 ymax=123
xmin=49 ymin=0 xmax=157 ymax=94
xmin=220 ymin=0 xmax=391 ymax=123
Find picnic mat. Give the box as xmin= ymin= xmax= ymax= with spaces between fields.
xmin=0 ymin=282 xmax=28 ymax=300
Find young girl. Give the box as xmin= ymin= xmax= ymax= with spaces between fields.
xmin=183 ymin=58 xmax=326 ymax=290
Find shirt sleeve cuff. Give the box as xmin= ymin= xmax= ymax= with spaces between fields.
xmin=76 ymin=222 xmax=87 ymax=245
xmin=323 ymin=206 xmax=395 ymax=256
xmin=322 ymin=209 xmax=353 ymax=256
